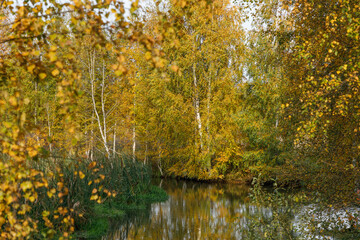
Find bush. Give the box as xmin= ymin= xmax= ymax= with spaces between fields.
xmin=25 ymin=154 xmax=158 ymax=239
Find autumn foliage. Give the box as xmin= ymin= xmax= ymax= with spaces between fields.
xmin=0 ymin=0 xmax=359 ymax=238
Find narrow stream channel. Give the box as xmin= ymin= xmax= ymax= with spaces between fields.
xmin=103 ymin=179 xmax=359 ymax=240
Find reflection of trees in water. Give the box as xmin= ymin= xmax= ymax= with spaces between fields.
xmin=102 ymin=204 xmax=153 ymax=240
xmin=104 ymin=180 xmax=294 ymax=239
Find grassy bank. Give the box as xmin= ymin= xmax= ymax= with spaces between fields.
xmin=26 ymin=154 xmax=168 ymax=239
xmin=76 ymin=184 xmax=168 ymax=239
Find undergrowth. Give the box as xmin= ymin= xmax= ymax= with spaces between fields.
xmin=26 ymin=154 xmax=168 ymax=239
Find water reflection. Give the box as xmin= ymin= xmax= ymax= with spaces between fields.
xmin=104 ymin=179 xmax=287 ymax=240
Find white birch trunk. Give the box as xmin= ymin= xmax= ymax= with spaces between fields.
xmin=193 ymin=56 xmax=203 ymax=151
xmin=158 ymin=144 xmax=163 ymax=176
xmin=144 ymin=142 xmax=148 ymax=164
xmin=193 ymin=36 xmax=203 ymax=151
xmin=207 ymin=67 xmax=211 ymax=153
xmin=89 ymin=50 xmax=110 ymax=157
xmin=132 ymin=80 xmax=136 ymax=162
xmin=91 ymin=111 xmax=94 ymax=161
xmin=132 ymin=126 xmax=136 ymax=162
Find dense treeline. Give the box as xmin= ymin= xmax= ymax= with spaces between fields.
xmin=0 ymin=0 xmax=359 ymax=238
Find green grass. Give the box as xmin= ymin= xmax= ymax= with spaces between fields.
xmin=93 ymin=204 xmax=126 ymax=218
xmin=74 ymin=185 xmax=168 ymax=239
xmin=26 ymin=154 xmax=168 ymax=239
xmin=76 ymin=218 xmax=109 ymax=239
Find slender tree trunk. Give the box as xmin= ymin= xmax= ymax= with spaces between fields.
xmin=193 ymin=39 xmax=203 ymax=151
xmin=144 ymin=123 xmax=149 ymax=164
xmin=46 ymin=102 xmax=52 ymax=154
xmin=34 ymin=81 xmax=39 ymax=143
xmin=132 ymin=80 xmax=136 ymax=162
xmin=91 ymin=111 xmax=94 ymax=161
xmin=206 ymin=66 xmax=212 ymax=171
xmin=158 ymin=144 xmax=163 ymax=176
xmin=113 ymin=122 xmax=116 ymax=158
xmin=101 ymin=61 xmax=109 ymax=155
xmin=207 ymin=65 xmax=212 ymax=153
xmin=144 ymin=141 xmax=148 ymax=164
xmin=89 ymin=49 xmax=110 ymax=157
xmin=132 ymin=126 xmax=136 ymax=162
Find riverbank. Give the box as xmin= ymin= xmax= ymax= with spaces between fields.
xmin=75 ymin=185 xmax=168 ymax=239
xmin=22 ymin=155 xmax=169 ymax=239
xmin=154 ymin=171 xmax=274 ymax=187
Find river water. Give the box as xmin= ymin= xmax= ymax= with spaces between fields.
xmin=103 ymin=179 xmax=359 ymax=240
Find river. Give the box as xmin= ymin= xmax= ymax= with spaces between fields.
xmin=102 ymin=179 xmax=359 ymax=240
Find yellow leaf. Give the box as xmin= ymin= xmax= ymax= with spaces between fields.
xmin=48 ymin=52 xmax=57 ymax=62
xmin=8 ymin=96 xmax=17 ymax=106
xmin=55 ymin=61 xmax=63 ymax=69
xmin=180 ymin=0 xmax=186 ymax=8
xmin=155 ymin=58 xmax=165 ymax=68
xmin=0 ymin=217 xmax=5 ymax=227
xmin=28 ymin=148 xmax=38 ymax=157
xmin=88 ymin=161 xmax=97 ymax=169
xmin=6 ymin=195 xmax=14 ymax=204
xmin=118 ymin=55 xmax=125 ymax=63
xmin=34 ymin=181 xmax=44 ymax=188
xmin=24 ymin=98 xmax=30 ymax=105
xmin=90 ymin=195 xmax=98 ymax=200
xmin=111 ymin=64 xmax=118 ymax=70
xmin=42 ymin=211 xmax=50 ymax=217
xmin=4 ymin=122 xmax=12 ymax=128
xmin=47 ymin=191 xmax=53 ymax=198
xmin=52 ymin=69 xmax=60 ymax=76
xmin=105 ymin=43 xmax=112 ymax=51
xmin=27 ymin=64 xmax=36 ymax=73
xmin=29 ymin=195 xmax=36 ymax=202
xmin=20 ymin=181 xmax=33 ymax=191
xmin=57 ymin=182 xmax=63 ymax=189
xmin=145 ymin=51 xmax=152 ymax=60
xmin=171 ymin=65 xmax=179 ymax=72
xmin=79 ymin=171 xmax=85 ymax=179
xmin=49 ymin=45 xmax=57 ymax=51
xmin=20 ymin=112 xmax=26 ymax=127
xmin=39 ymin=73 xmax=47 ymax=80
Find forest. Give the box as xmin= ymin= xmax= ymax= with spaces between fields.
xmin=0 ymin=0 xmax=359 ymax=238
